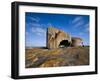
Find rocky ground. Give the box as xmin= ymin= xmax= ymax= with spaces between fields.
xmin=25 ymin=46 xmax=89 ymax=68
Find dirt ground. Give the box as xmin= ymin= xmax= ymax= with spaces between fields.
xmin=25 ymin=46 xmax=89 ymax=68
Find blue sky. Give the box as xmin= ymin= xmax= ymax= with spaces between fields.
xmin=25 ymin=12 xmax=89 ymax=47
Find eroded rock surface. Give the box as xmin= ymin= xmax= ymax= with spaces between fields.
xmin=25 ymin=47 xmax=89 ymax=68
xmin=47 ymin=27 xmax=71 ymax=49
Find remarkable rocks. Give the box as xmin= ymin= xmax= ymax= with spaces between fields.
xmin=47 ymin=27 xmax=83 ymax=49
xmin=71 ymin=37 xmax=83 ymax=47
xmin=26 ymin=28 xmax=87 ymax=68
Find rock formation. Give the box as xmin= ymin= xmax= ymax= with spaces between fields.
xmin=47 ymin=27 xmax=83 ymax=49
xmin=71 ymin=37 xmax=83 ymax=47
xmin=47 ymin=27 xmax=71 ymax=49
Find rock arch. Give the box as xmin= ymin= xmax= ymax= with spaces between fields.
xmin=47 ymin=27 xmax=71 ymax=49
xmin=59 ymin=40 xmax=70 ymax=48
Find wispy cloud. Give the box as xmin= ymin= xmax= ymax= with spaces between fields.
xmin=31 ymin=27 xmax=46 ymax=36
xmin=71 ymin=17 xmax=89 ymax=34
xmin=26 ymin=16 xmax=40 ymax=23
xmin=72 ymin=17 xmax=83 ymax=24
xmin=26 ymin=15 xmax=47 ymax=37
xmin=31 ymin=23 xmax=41 ymax=27
xmin=71 ymin=17 xmax=84 ymax=28
xmin=78 ymin=23 xmax=89 ymax=36
xmin=84 ymin=23 xmax=89 ymax=32
xmin=30 ymin=16 xmax=40 ymax=22
xmin=26 ymin=21 xmax=47 ymax=29
xmin=73 ymin=21 xmax=84 ymax=28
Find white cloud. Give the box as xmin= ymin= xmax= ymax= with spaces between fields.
xmin=73 ymin=21 xmax=84 ymax=28
xmin=77 ymin=23 xmax=89 ymax=36
xmin=30 ymin=16 xmax=40 ymax=22
xmin=32 ymin=23 xmax=41 ymax=27
xmin=31 ymin=27 xmax=46 ymax=36
xmin=71 ymin=17 xmax=84 ymax=28
xmin=27 ymin=22 xmax=47 ymax=28
xmin=71 ymin=16 xmax=90 ymax=31
xmin=84 ymin=23 xmax=89 ymax=32
xmin=72 ymin=17 xmax=82 ymax=24
xmin=26 ymin=17 xmax=47 ymax=36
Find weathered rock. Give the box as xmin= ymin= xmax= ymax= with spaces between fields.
xmin=46 ymin=27 xmax=83 ymax=49
xmin=71 ymin=37 xmax=83 ymax=47
xmin=25 ymin=47 xmax=89 ymax=68
xmin=47 ymin=27 xmax=71 ymax=49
